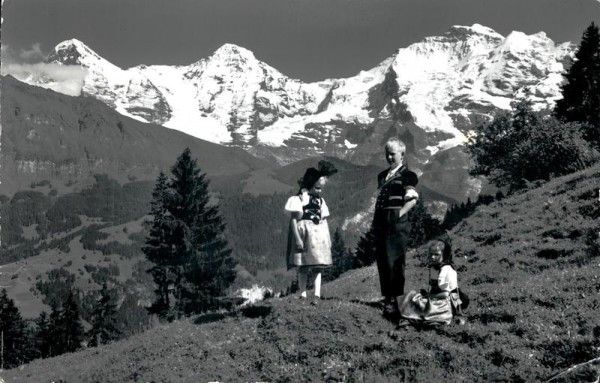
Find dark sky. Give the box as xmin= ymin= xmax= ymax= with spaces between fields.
xmin=2 ymin=0 xmax=599 ymax=81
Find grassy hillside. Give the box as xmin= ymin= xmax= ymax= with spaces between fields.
xmin=2 ymin=163 xmax=599 ymax=382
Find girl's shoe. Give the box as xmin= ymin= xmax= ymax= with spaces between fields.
xmin=310 ymin=295 xmax=323 ymax=305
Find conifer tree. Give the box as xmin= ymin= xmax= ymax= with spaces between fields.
xmin=116 ymin=293 xmax=152 ymax=337
xmin=144 ymin=148 xmax=236 ymax=320
xmin=35 ymin=311 xmax=52 ymax=359
xmin=555 ymin=22 xmax=600 ymax=146
xmin=0 ymin=289 xmax=29 ymax=368
xmin=88 ymin=283 xmax=120 ymax=347
xmin=325 ymin=227 xmax=351 ymax=281
xmin=408 ymin=200 xmax=443 ymax=248
xmin=354 ymin=226 xmax=377 ymax=268
xmin=60 ymin=290 xmax=84 ymax=353
xmin=47 ymin=303 xmax=63 ymax=356
xmin=144 ymin=172 xmax=179 ymax=320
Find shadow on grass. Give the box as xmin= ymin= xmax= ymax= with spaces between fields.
xmin=239 ymin=304 xmax=272 ymax=319
xmin=350 ymin=298 xmax=384 ymax=309
xmin=193 ymin=304 xmax=274 ymax=325
xmin=194 ymin=312 xmax=231 ymax=325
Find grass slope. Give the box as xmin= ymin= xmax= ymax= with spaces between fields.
xmin=2 ymin=165 xmax=599 ymax=382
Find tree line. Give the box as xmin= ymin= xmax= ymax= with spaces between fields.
xmin=0 ymin=285 xmax=125 ymax=369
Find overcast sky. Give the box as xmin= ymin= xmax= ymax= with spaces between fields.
xmin=2 ymin=0 xmax=599 ymax=81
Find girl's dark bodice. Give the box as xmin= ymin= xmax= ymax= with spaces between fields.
xmin=301 ymin=195 xmax=323 ymax=223
xmin=429 ymin=279 xmax=442 ymax=294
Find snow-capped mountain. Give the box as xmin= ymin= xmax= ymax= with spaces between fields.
xmin=35 ymin=24 xmax=574 ymax=201
xmin=43 ymin=25 xmax=572 ymax=155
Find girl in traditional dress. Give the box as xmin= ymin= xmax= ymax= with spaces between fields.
xmin=398 ymin=238 xmax=463 ymax=326
xmin=285 ymin=161 xmax=337 ymax=301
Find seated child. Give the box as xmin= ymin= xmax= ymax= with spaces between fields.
xmin=398 ymin=238 xmax=464 ymax=326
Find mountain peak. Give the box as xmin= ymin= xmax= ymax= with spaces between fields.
xmin=209 ymin=43 xmax=258 ymax=63
xmin=446 ymin=24 xmax=504 ymax=40
xmin=46 ymin=39 xmax=97 ymax=64
xmin=46 ymin=39 xmax=121 ymax=70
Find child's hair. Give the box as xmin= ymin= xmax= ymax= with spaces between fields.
xmin=384 ymin=137 xmax=406 ymax=154
xmin=429 ymin=237 xmax=453 ymax=266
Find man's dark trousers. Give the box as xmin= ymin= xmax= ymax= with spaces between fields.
xmin=374 ymin=210 xmax=410 ymax=298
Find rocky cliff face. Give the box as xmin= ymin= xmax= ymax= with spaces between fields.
xmin=30 ymin=24 xmax=574 ymax=201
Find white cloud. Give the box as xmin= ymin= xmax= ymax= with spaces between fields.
xmin=1 ymin=42 xmax=88 ymax=97
xmin=1 ymin=44 xmax=18 ymax=64
xmin=2 ymin=42 xmax=47 ymax=64
xmin=19 ymin=43 xmax=45 ymax=62
xmin=1 ymin=62 xmax=88 ymax=96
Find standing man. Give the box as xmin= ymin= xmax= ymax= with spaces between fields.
xmin=373 ymin=137 xmax=419 ymax=321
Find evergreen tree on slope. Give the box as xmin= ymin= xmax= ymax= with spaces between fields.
xmin=467 ymin=100 xmax=596 ymax=191
xmin=555 ymin=22 xmax=600 ymax=147
xmin=325 ymin=227 xmax=352 ymax=281
xmin=35 ymin=311 xmax=52 ymax=359
xmin=144 ymin=148 xmax=236 ymax=320
xmin=0 ymin=289 xmax=30 ymax=368
xmin=61 ymin=290 xmax=84 ymax=353
xmin=354 ymin=226 xmax=377 ymax=268
xmin=47 ymin=303 xmax=63 ymax=356
xmin=88 ymin=283 xmax=120 ymax=347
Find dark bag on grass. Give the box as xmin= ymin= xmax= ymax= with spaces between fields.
xmin=458 ymin=288 xmax=469 ymax=310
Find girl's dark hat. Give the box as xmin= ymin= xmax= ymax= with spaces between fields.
xmin=301 ymin=167 xmax=321 ymax=190
xmin=297 ymin=160 xmax=338 ymax=190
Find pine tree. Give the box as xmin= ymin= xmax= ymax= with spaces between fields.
xmin=354 ymin=225 xmax=377 ymax=268
xmin=60 ymin=290 xmax=84 ymax=353
xmin=116 ymin=292 xmax=152 ymax=337
xmin=408 ymin=200 xmax=443 ymax=248
xmin=555 ymin=22 xmax=600 ymax=146
xmin=144 ymin=172 xmax=180 ymax=320
xmin=47 ymin=303 xmax=63 ymax=356
xmin=88 ymin=283 xmax=120 ymax=347
xmin=325 ymin=227 xmax=350 ymax=281
xmin=144 ymin=148 xmax=236 ymax=320
xmin=0 ymin=289 xmax=31 ymax=368
xmin=35 ymin=311 xmax=52 ymax=358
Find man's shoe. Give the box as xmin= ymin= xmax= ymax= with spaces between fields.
xmin=382 ymin=303 xmax=400 ymax=322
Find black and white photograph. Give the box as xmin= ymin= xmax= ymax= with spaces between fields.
xmin=1 ymin=0 xmax=599 ymax=381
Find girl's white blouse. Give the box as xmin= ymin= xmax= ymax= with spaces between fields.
xmin=438 ymin=265 xmax=458 ymax=292
xmin=284 ymin=191 xmax=330 ymax=218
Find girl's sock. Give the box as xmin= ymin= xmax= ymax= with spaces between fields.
xmin=314 ymin=272 xmax=322 ymax=297
xmin=298 ymin=269 xmax=308 ymax=298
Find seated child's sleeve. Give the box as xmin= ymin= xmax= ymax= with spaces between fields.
xmin=284 ymin=196 xmax=303 ymax=213
xmin=438 ymin=266 xmax=458 ymax=292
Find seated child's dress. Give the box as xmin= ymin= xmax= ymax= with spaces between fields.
xmin=285 ymin=190 xmax=332 ymax=269
xmin=399 ymin=264 xmax=460 ymax=325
